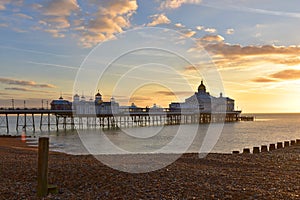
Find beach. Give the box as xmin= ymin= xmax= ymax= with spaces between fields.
xmin=0 ymin=137 xmax=299 ymax=199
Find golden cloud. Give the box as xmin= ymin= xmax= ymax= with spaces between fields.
xmin=252 ymin=69 xmax=300 ymax=83
xmin=159 ymin=0 xmax=202 ymax=10
xmin=191 ymin=34 xmax=300 ymax=69
xmin=252 ymin=77 xmax=279 ymax=83
xmin=0 ymin=77 xmax=56 ymax=88
xmin=80 ymin=0 xmax=138 ymax=47
xmin=147 ymin=13 xmax=171 ymax=27
xmin=43 ymin=0 xmax=79 ymax=16
xmin=270 ymin=69 xmax=300 ymax=80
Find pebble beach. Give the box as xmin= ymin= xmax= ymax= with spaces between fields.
xmin=0 ymin=137 xmax=300 ymax=199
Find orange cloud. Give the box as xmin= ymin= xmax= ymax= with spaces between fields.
xmin=192 ymin=34 xmax=300 ymax=69
xmin=252 ymin=77 xmax=279 ymax=83
xmin=147 ymin=13 xmax=171 ymax=27
xmin=80 ymin=0 xmax=138 ymax=47
xmin=43 ymin=0 xmax=79 ymax=16
xmin=0 ymin=77 xmax=56 ymax=88
xmin=156 ymin=91 xmax=193 ymax=96
xmin=252 ymin=69 xmax=300 ymax=83
xmin=270 ymin=69 xmax=300 ymax=80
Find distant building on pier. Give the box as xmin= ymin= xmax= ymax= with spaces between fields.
xmin=50 ymin=96 xmax=72 ymax=110
xmin=72 ymin=91 xmax=119 ymax=115
xmin=169 ymin=81 xmax=235 ymax=113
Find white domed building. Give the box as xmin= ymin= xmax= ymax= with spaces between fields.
xmin=72 ymin=91 xmax=119 ymax=115
xmin=169 ymin=81 xmax=235 ymax=113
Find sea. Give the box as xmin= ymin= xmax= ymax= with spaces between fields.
xmin=1 ymin=113 xmax=300 ymax=155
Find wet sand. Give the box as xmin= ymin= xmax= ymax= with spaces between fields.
xmin=0 ymin=136 xmax=299 ymax=199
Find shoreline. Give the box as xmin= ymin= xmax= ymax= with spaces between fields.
xmin=1 ymin=137 xmax=300 ymax=199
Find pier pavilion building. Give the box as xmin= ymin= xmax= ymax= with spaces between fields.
xmin=169 ymin=81 xmax=235 ymax=113
xmin=72 ymin=91 xmax=119 ymax=115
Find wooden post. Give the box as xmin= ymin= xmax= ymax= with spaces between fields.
xmin=291 ymin=140 xmax=296 ymax=145
xmin=284 ymin=141 xmax=290 ymax=147
xmin=261 ymin=145 xmax=268 ymax=152
xmin=269 ymin=143 xmax=276 ymax=151
xmin=37 ymin=137 xmax=49 ymax=197
xmin=277 ymin=142 xmax=283 ymax=149
xmin=243 ymin=148 xmax=250 ymax=154
xmin=253 ymin=147 xmax=260 ymax=154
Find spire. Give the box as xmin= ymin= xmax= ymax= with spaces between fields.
xmin=198 ymin=80 xmax=206 ymax=93
xmin=59 ymin=91 xmax=63 ymax=99
xmin=95 ymin=89 xmax=101 ymax=97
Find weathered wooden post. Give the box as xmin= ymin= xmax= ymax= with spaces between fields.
xmin=232 ymin=150 xmax=239 ymax=154
xmin=253 ymin=147 xmax=260 ymax=154
xmin=37 ymin=137 xmax=49 ymax=197
xmin=284 ymin=141 xmax=290 ymax=147
xmin=261 ymin=145 xmax=268 ymax=152
xmin=291 ymin=140 xmax=296 ymax=145
xmin=243 ymin=148 xmax=250 ymax=154
xmin=277 ymin=142 xmax=283 ymax=149
xmin=296 ymin=139 xmax=300 ymax=145
xmin=269 ymin=144 xmax=276 ymax=151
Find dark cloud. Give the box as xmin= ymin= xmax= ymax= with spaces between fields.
xmin=0 ymin=77 xmax=56 ymax=88
xmin=5 ymin=87 xmax=56 ymax=93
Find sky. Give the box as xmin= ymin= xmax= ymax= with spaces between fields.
xmin=0 ymin=0 xmax=300 ymax=113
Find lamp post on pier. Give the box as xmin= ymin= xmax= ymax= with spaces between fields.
xmin=11 ymin=98 xmax=14 ymax=109
xmin=41 ymin=100 xmax=44 ymax=109
xmin=24 ymin=100 xmax=26 ymax=109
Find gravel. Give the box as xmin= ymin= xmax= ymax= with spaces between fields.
xmin=0 ymin=137 xmax=299 ymax=199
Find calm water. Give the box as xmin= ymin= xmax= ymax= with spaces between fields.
xmin=1 ymin=113 xmax=300 ymax=154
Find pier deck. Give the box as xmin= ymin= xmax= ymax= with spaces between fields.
xmin=0 ymin=109 xmax=252 ymax=134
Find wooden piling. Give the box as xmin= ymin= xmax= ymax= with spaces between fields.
xmin=5 ymin=114 xmax=9 ymax=134
xmin=243 ymin=148 xmax=250 ymax=154
xmin=291 ymin=140 xmax=296 ymax=145
xmin=253 ymin=147 xmax=260 ymax=154
xmin=37 ymin=137 xmax=49 ymax=197
xmin=277 ymin=142 xmax=283 ymax=149
xmin=261 ymin=145 xmax=268 ymax=152
xmin=296 ymin=139 xmax=300 ymax=145
xmin=284 ymin=141 xmax=290 ymax=147
xmin=269 ymin=144 xmax=276 ymax=151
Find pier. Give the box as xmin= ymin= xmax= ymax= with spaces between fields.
xmin=0 ymin=108 xmax=252 ymax=134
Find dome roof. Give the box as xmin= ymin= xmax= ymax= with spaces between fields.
xmin=74 ymin=94 xmax=79 ymax=97
xmin=198 ymin=80 xmax=206 ymax=93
